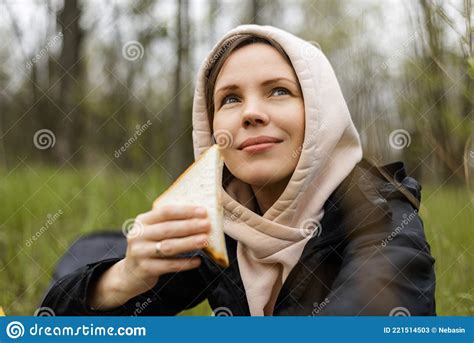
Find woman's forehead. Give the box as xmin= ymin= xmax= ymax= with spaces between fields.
xmin=214 ymin=43 xmax=297 ymax=89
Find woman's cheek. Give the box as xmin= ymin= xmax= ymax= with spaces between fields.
xmin=215 ymin=120 xmax=240 ymax=149
xmin=281 ymin=102 xmax=305 ymax=141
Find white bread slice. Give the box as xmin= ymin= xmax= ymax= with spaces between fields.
xmin=152 ymin=144 xmax=229 ymax=268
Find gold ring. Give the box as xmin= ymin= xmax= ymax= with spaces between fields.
xmin=155 ymin=241 xmax=164 ymax=257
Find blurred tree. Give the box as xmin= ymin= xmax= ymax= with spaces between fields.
xmin=166 ymin=0 xmax=193 ymax=180
xmin=241 ymin=0 xmax=282 ymax=25
xmin=0 ymin=0 xmax=470 ymax=188
xmin=55 ymin=0 xmax=84 ymax=162
xmin=250 ymin=0 xmax=262 ymax=24
xmin=298 ymin=0 xmax=390 ymax=164
xmin=398 ymin=0 xmax=472 ymax=184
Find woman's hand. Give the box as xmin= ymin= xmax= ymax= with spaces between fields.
xmin=88 ymin=205 xmax=210 ymax=310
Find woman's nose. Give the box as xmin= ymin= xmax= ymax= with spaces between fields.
xmin=241 ymin=101 xmax=269 ymax=127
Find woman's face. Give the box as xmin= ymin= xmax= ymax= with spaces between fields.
xmin=212 ymin=43 xmax=305 ymax=187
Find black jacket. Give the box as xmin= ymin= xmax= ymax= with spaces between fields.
xmin=41 ymin=159 xmax=436 ymax=316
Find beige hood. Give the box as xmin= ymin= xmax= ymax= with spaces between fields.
xmin=191 ymin=25 xmax=363 ymax=316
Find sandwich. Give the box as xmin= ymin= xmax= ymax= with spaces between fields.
xmin=152 ymin=144 xmax=229 ymax=268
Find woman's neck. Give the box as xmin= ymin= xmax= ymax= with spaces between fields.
xmin=251 ymin=175 xmax=291 ymax=215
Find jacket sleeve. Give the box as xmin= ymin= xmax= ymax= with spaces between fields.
xmin=41 ymin=255 xmax=208 ymax=316
xmin=317 ymin=173 xmax=436 ymax=316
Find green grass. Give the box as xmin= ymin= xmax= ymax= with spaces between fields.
xmin=0 ymin=166 xmax=472 ymax=315
xmin=0 ymin=164 xmax=212 ymax=316
xmin=419 ymin=185 xmax=474 ymax=316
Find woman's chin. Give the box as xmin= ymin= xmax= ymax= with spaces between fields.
xmin=225 ymin=150 xmax=297 ymax=186
xmin=237 ymin=171 xmax=287 ymax=188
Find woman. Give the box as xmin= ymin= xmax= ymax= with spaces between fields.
xmin=41 ymin=25 xmax=436 ymax=316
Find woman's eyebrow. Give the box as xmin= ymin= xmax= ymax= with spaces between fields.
xmin=214 ymin=84 xmax=239 ymax=97
xmin=261 ymin=77 xmax=298 ymax=87
xmin=215 ymin=77 xmax=298 ymax=96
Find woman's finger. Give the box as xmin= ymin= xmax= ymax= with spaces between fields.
xmin=136 ymin=205 xmax=208 ymax=225
xmin=157 ymin=234 xmax=209 ymax=257
xmin=142 ymin=218 xmax=210 ymax=241
xmin=131 ymin=233 xmax=209 ymax=259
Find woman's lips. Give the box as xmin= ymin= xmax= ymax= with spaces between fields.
xmin=241 ymin=142 xmax=281 ymax=153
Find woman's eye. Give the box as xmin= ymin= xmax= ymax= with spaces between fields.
xmin=221 ymin=95 xmax=239 ymax=106
xmin=271 ymin=87 xmax=290 ymax=96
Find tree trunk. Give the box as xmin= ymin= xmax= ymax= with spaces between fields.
xmin=55 ymin=0 xmax=83 ymax=162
